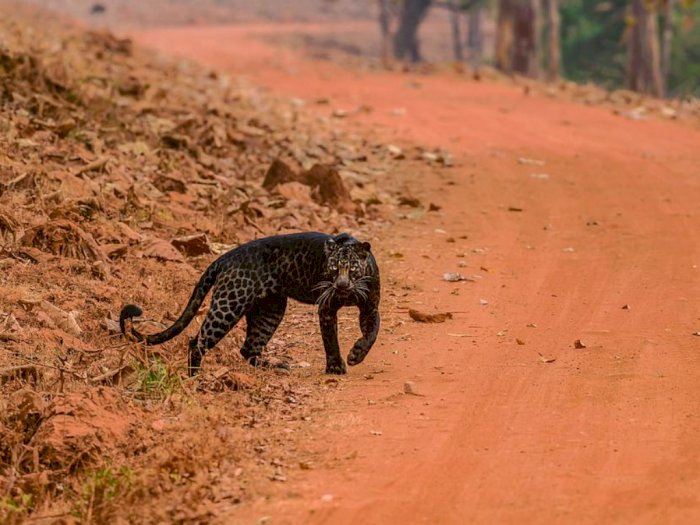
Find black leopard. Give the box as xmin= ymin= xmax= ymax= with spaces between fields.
xmin=119 ymin=232 xmax=380 ymax=375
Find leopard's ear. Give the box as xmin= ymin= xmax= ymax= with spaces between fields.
xmin=356 ymin=241 xmax=371 ymax=258
xmin=324 ymin=238 xmax=338 ymax=255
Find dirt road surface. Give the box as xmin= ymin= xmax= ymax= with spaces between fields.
xmin=134 ymin=23 xmax=700 ymax=524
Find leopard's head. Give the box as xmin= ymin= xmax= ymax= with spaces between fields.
xmin=315 ymin=235 xmax=373 ymax=306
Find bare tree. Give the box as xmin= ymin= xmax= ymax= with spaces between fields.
xmin=544 ymin=0 xmax=560 ymax=80
xmin=495 ymin=0 xmax=540 ymax=77
xmin=495 ymin=0 xmax=513 ymax=72
xmin=394 ymin=0 xmax=433 ymax=62
xmin=467 ymin=3 xmax=484 ymax=74
xmin=379 ymin=0 xmax=393 ymax=65
xmin=660 ymin=0 xmax=675 ymax=91
xmin=626 ymin=0 xmax=663 ymax=96
xmin=447 ymin=0 xmax=464 ymax=61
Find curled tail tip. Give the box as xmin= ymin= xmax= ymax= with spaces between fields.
xmin=119 ymin=304 xmax=143 ymax=335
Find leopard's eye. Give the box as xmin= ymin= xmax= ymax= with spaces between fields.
xmin=351 ymin=263 xmax=359 ymax=271
xmin=329 ymin=263 xmax=338 ymax=271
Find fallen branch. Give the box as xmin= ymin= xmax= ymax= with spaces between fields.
xmin=89 ymin=363 xmax=134 ymax=384
xmin=73 ymin=156 xmax=109 ymax=177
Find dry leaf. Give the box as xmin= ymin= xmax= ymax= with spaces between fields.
xmin=409 ymin=309 xmax=453 ymax=323
xmin=141 ymin=238 xmax=185 ymax=262
xmin=398 ymin=196 xmax=421 ymax=208
xmin=40 ymin=300 xmax=82 ymax=337
xmin=171 ymin=233 xmax=213 ymax=257
xmin=275 ymin=181 xmax=314 ymax=204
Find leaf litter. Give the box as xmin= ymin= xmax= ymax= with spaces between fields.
xmin=0 ymin=5 xmax=428 ymax=523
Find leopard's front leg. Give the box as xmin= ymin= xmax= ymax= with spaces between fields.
xmin=347 ymin=302 xmax=380 ymax=366
xmin=319 ymin=304 xmax=346 ymax=374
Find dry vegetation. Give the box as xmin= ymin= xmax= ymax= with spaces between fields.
xmin=0 ymin=5 xmax=439 ymax=522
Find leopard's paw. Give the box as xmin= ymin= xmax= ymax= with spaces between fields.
xmin=347 ymin=341 xmax=369 ymax=366
xmin=325 ymin=360 xmax=347 ymax=375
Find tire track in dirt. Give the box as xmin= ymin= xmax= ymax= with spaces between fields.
xmin=133 ymin=23 xmax=700 ymax=524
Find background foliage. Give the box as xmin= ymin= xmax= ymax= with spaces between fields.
xmin=561 ymin=0 xmax=699 ymax=96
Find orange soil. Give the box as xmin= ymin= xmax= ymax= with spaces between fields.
xmin=134 ymin=23 xmax=700 ymax=524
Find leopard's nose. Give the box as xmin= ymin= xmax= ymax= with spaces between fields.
xmin=335 ymin=276 xmax=351 ymax=290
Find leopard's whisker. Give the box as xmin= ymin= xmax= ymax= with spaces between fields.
xmin=355 ymin=282 xmax=370 ymax=295
xmin=355 ymin=276 xmax=374 ymax=286
xmin=353 ymin=289 xmax=367 ymax=302
xmin=317 ymin=286 xmax=335 ymax=308
xmin=312 ymin=280 xmax=333 ymax=291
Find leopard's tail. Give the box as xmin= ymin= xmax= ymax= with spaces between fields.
xmin=119 ymin=261 xmax=221 ymax=346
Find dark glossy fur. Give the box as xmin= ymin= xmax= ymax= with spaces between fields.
xmin=120 ymin=232 xmax=380 ymax=375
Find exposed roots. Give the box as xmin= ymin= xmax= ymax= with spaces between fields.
xmin=0 ymin=208 xmax=24 ymax=248
xmin=22 ymin=219 xmax=104 ymax=261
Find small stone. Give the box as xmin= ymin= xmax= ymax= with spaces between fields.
xmin=574 ymin=339 xmax=587 ymax=349
xmin=403 ymin=381 xmax=418 ymax=395
xmin=386 ymin=144 xmax=403 ymax=157
xmin=321 ymin=494 xmax=334 ymax=502
xmin=271 ymin=471 xmax=287 ymax=482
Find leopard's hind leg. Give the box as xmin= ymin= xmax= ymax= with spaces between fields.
xmin=240 ymin=294 xmax=287 ymax=367
xmin=188 ymin=285 xmax=247 ymax=375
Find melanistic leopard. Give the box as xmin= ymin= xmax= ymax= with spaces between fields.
xmin=120 ymin=232 xmax=380 ymax=375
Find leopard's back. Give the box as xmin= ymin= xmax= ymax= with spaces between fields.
xmin=214 ymin=232 xmax=332 ymax=305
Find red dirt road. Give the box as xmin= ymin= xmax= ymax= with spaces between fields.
xmin=134 ymin=24 xmax=700 ymax=524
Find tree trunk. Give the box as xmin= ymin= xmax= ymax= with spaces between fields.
xmin=495 ymin=0 xmax=540 ymax=77
xmin=545 ymin=0 xmax=560 ymax=80
xmin=393 ymin=0 xmax=432 ymax=62
xmin=495 ymin=0 xmax=515 ymax=72
xmin=379 ymin=0 xmax=392 ymax=65
xmin=448 ymin=0 xmax=464 ymax=61
xmin=660 ymin=0 xmax=675 ymax=93
xmin=467 ymin=5 xmax=484 ymax=74
xmin=626 ymin=0 xmax=663 ymax=97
